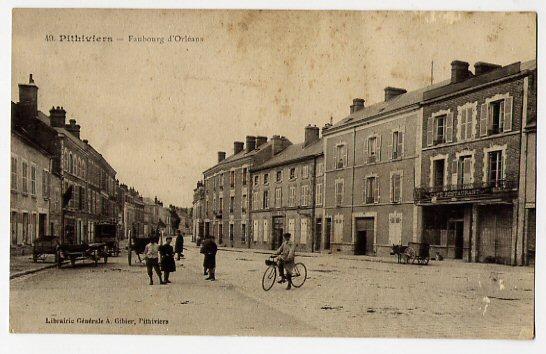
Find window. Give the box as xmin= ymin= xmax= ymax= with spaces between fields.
xmin=42 ymin=170 xmax=49 ymax=199
xmin=219 ymin=197 xmax=223 ymax=213
xmin=276 ymin=170 xmax=282 ymax=182
xmin=365 ymin=176 xmax=379 ymax=204
xmin=275 ymin=187 xmax=282 ymax=208
xmin=302 ymin=165 xmax=309 ymax=179
xmin=459 ymin=106 xmax=474 ymax=140
xmin=317 ymin=161 xmax=324 ymax=176
xmin=263 ymin=220 xmax=269 ymax=242
xmin=390 ymin=173 xmax=401 ymax=203
xmin=69 ymin=153 xmax=73 ymax=174
xmin=480 ymin=95 xmax=513 ymax=136
xmin=335 ymin=179 xmax=344 ymax=205
xmin=11 ymin=156 xmax=17 ymax=191
xmin=263 ymin=190 xmax=269 ymax=209
xmin=433 ymin=159 xmax=446 ymax=190
xmin=289 ymin=186 xmax=296 ymax=207
xmin=253 ymin=175 xmax=259 ymax=186
xmin=391 ymin=131 xmax=403 ymax=159
xmin=301 ymin=185 xmax=309 ymax=206
xmin=241 ymin=223 xmax=246 ymax=242
xmin=252 ymin=192 xmax=259 ymax=210
xmin=289 ymin=167 xmax=296 ymax=180
xmin=488 ymin=151 xmax=503 ymax=187
xmin=367 ymin=136 xmax=378 ymax=163
xmin=229 ymin=223 xmax=234 ymax=242
xmin=427 ymin=111 xmax=453 ymax=146
xmin=31 ymin=164 xmax=36 ymax=196
xmin=22 ymin=161 xmax=28 ymax=194
xmin=316 ymin=182 xmax=323 ymax=205
xmin=242 ymin=168 xmax=247 ymax=186
xmin=458 ymin=156 xmax=473 ymax=187
xmin=242 ymin=194 xmax=247 ymax=213
xmin=435 ymin=115 xmax=446 ymax=144
xmin=263 ymin=173 xmax=269 ymax=185
xmin=230 ymin=171 xmax=235 ymax=188
xmin=489 ymin=100 xmax=504 ymax=134
xmin=253 ymin=220 xmax=259 ymax=242
xmin=300 ymin=218 xmax=308 ymax=245
xmin=335 ymin=144 xmax=347 ymax=169
xmin=229 ymin=196 xmax=234 ymax=213
xmin=79 ymin=186 xmax=85 ymax=210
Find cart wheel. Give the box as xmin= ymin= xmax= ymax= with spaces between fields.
xmin=128 ymin=250 xmax=132 ymax=266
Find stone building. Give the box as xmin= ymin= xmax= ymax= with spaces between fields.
xmin=10 ymin=75 xmax=61 ymax=248
xmin=202 ymin=135 xmax=291 ymax=247
xmin=414 ymin=60 xmax=536 ymax=265
xmin=250 ymin=125 xmax=324 ymax=252
xmin=321 ymin=83 xmax=445 ymax=255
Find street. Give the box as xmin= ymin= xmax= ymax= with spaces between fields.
xmin=10 ymin=244 xmax=534 ymax=339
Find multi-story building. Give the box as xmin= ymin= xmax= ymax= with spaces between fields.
xmin=414 ymin=60 xmax=536 ymax=265
xmin=10 ymin=75 xmax=61 ymax=248
xmin=321 ymin=83 xmax=445 ymax=255
xmin=202 ymin=135 xmax=291 ymax=247
xmin=250 ymin=125 xmax=324 ymax=252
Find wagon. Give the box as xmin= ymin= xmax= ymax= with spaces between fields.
xmin=32 ymin=235 xmax=60 ymax=263
xmin=127 ymin=232 xmax=155 ymax=266
xmin=94 ymin=223 xmax=120 ymax=257
xmin=391 ymin=242 xmax=430 ymax=265
xmin=56 ymin=242 xmax=108 ymax=268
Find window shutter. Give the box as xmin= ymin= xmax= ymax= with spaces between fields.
xmin=426 ymin=116 xmax=433 ymax=146
xmin=480 ymin=103 xmax=488 ymax=137
xmin=389 ymin=175 xmax=393 ymax=202
xmin=446 ymin=112 xmax=454 ymax=142
xmin=503 ymin=96 xmax=513 ymax=132
xmin=398 ymin=129 xmax=404 ymax=157
xmin=452 ymin=159 xmax=459 ymax=186
xmin=377 ymin=135 xmax=382 ymax=161
xmin=387 ymin=133 xmax=393 ymax=160
xmin=375 ymin=178 xmax=380 ymax=203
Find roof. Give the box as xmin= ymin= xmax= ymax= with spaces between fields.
xmin=252 ymin=138 xmax=323 ymax=171
xmin=204 ymin=140 xmax=273 ymax=174
xmin=327 ymin=79 xmax=450 ymax=132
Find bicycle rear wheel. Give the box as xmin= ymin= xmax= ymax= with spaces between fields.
xmin=262 ymin=266 xmax=277 ymax=291
xmin=291 ymin=263 xmax=307 ymax=288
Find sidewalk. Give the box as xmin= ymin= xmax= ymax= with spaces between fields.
xmin=10 ymin=254 xmax=57 ymax=279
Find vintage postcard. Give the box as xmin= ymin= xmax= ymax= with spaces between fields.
xmin=8 ymin=8 xmax=536 ymax=340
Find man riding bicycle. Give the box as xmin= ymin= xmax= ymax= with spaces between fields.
xmin=273 ymin=232 xmax=296 ymax=290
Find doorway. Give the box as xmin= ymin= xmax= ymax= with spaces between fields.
xmin=272 ymin=217 xmax=284 ymax=250
xmin=448 ymin=220 xmax=464 ymax=259
xmin=314 ymin=218 xmax=322 ymax=252
xmin=355 ymin=217 xmax=374 ymax=255
xmin=433 ymin=159 xmax=445 ymax=190
xmin=39 ymin=213 xmax=47 ymax=238
xmin=324 ymin=217 xmax=332 ymax=250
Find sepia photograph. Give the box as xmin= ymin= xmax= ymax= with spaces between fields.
xmin=1 ymin=2 xmax=542 ymax=353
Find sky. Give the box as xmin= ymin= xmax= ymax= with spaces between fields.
xmin=11 ymin=9 xmax=536 ymax=206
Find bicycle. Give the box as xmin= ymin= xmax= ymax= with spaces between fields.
xmin=262 ymin=255 xmax=307 ymax=291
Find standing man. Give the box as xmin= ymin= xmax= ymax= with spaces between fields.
xmin=200 ymin=236 xmax=218 ymax=281
xmin=159 ymin=236 xmax=176 ymax=283
xmin=144 ymin=236 xmax=164 ymax=285
xmin=175 ymin=230 xmax=185 ymax=260
xmin=274 ymin=232 xmax=296 ymax=290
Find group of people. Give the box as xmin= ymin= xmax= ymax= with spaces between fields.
xmin=143 ymin=230 xmax=296 ymax=290
xmin=143 ymin=229 xmax=186 ymax=285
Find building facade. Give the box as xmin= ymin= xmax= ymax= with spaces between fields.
xmin=250 ymin=125 xmax=324 ymax=252
xmin=415 ymin=60 xmax=536 ymax=265
xmin=202 ymin=135 xmax=291 ymax=247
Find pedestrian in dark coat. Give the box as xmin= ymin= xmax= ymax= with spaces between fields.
xmin=175 ymin=230 xmax=185 ymax=260
xmin=159 ymin=236 xmax=176 ymax=283
xmin=200 ymin=236 xmax=218 ymax=281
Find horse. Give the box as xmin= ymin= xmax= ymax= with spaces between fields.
xmin=390 ymin=244 xmax=408 ymax=263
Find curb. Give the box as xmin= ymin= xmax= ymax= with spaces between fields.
xmin=10 ymin=263 xmax=57 ymax=280
xmin=217 ymin=247 xmax=321 ymax=258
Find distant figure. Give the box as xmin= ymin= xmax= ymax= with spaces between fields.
xmin=274 ymin=232 xmax=296 ymax=290
xmin=200 ymin=236 xmax=218 ymax=281
xmin=175 ymin=230 xmax=185 ymax=260
xmin=159 ymin=236 xmax=176 ymax=283
xmin=144 ymin=237 xmax=164 ymax=285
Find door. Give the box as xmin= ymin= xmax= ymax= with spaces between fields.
xmin=454 ymin=221 xmax=464 ymax=259
xmin=314 ymin=218 xmax=322 ymax=252
xmin=11 ymin=212 xmax=18 ymax=245
xmin=355 ymin=217 xmax=374 ymax=255
xmin=38 ymin=213 xmax=47 ymax=238
xmin=324 ymin=217 xmax=332 ymax=250
xmin=272 ymin=217 xmax=284 ymax=250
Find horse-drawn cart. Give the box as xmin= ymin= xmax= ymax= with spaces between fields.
xmin=95 ymin=223 xmax=120 ymax=257
xmin=127 ymin=232 xmax=155 ymax=266
xmin=56 ymin=242 xmax=109 ymax=268
xmin=391 ymin=242 xmax=430 ymax=265
xmin=32 ymin=236 xmax=60 ymax=263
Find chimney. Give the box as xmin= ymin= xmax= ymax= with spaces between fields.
xmin=350 ymin=98 xmax=365 ymax=114
xmin=474 ymin=61 xmax=502 ymax=76
xmin=18 ymin=74 xmax=38 ymax=118
xmin=451 ymin=60 xmax=472 ymax=83
xmin=271 ymin=135 xmax=286 ymax=155
xmin=49 ymin=106 xmax=67 ymax=127
xmin=234 ymin=141 xmax=244 ymax=155
xmin=322 ymin=122 xmax=333 ymax=135
xmin=384 ymin=87 xmax=407 ymax=101
xmin=217 ymin=151 xmax=226 ymax=163
xmin=304 ymin=124 xmax=320 ymax=147
xmin=65 ymin=119 xmax=81 ymax=139
xmin=83 ymin=139 xmax=88 ymax=144
xmin=256 ymin=136 xmax=268 ymax=147
xmin=245 ymin=136 xmax=256 ymax=153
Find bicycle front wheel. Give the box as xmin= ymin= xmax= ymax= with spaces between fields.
xmin=291 ymin=263 xmax=307 ymax=288
xmin=262 ymin=265 xmax=277 ymax=291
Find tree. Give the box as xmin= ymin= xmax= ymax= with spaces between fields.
xmin=169 ymin=205 xmax=181 ymax=231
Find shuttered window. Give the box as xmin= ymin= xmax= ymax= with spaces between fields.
xmin=300 ymin=218 xmax=308 ymax=245
xmin=11 ymin=156 xmax=18 ymax=191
